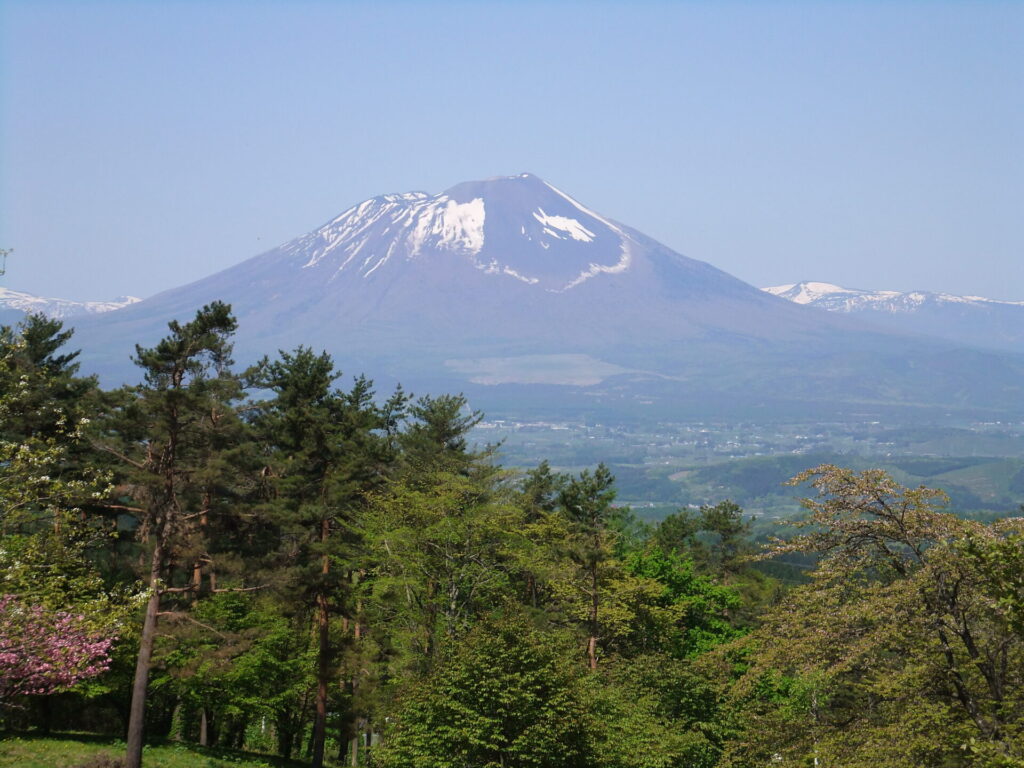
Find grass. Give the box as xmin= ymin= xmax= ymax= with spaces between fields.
xmin=0 ymin=733 xmax=307 ymax=768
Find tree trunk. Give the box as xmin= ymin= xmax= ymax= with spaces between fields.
xmin=311 ymin=520 xmax=331 ymax=768
xmin=276 ymin=715 xmax=294 ymax=758
xmin=125 ymin=540 xmax=164 ymax=768
xmin=199 ymin=708 xmax=208 ymax=747
xmin=191 ymin=497 xmax=211 ymax=607
xmin=169 ymin=699 xmax=183 ymax=742
xmin=233 ymin=716 xmax=248 ymax=749
xmin=587 ymin=564 xmax=599 ymax=671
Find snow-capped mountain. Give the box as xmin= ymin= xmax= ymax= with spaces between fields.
xmin=765 ymin=281 xmax=1024 ymax=353
xmin=0 ymin=287 xmax=140 ymax=324
xmin=75 ymin=172 xmax=813 ymax=360
xmin=290 ymin=175 xmax=632 ymax=292
xmin=70 ymin=174 xmax=1024 ymax=419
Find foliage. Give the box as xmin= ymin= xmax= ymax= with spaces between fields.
xmin=722 ymin=464 xmax=1024 ymax=766
xmin=362 ymin=466 xmax=517 ymax=679
xmin=9 ymin=304 xmax=1024 ymax=768
xmin=377 ymin=616 xmax=591 ymax=768
xmin=155 ymin=592 xmax=316 ymax=751
xmin=587 ymin=656 xmax=722 ymax=768
xmin=621 ymin=547 xmax=741 ymax=658
xmin=0 ymin=594 xmax=114 ymax=698
xmin=0 ymin=322 xmax=109 ymax=534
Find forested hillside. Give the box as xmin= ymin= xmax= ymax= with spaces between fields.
xmin=2 ymin=306 xmax=1022 ymax=767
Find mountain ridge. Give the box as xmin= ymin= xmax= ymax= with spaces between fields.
xmin=765 ymin=281 xmax=1024 ymax=354
xmin=0 ymin=287 xmax=140 ymax=325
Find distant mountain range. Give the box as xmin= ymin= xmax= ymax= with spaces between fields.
xmin=0 ymin=287 xmax=139 ymax=326
xmin=10 ymin=173 xmax=1024 ymax=421
xmin=765 ymin=281 xmax=1024 ymax=354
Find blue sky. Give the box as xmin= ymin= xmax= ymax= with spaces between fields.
xmin=1 ymin=1 xmax=1021 ymax=301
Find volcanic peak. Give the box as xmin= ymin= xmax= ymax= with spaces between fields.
xmin=285 ymin=173 xmax=634 ymax=292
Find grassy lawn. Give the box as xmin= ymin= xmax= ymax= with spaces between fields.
xmin=0 ymin=734 xmax=307 ymax=768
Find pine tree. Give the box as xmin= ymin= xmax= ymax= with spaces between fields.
xmin=559 ymin=464 xmax=617 ymax=670
xmin=249 ymin=347 xmax=405 ymax=768
xmin=91 ymin=302 xmax=245 ymax=768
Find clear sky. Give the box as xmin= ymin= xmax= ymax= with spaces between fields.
xmin=1 ymin=0 xmax=1021 ymax=302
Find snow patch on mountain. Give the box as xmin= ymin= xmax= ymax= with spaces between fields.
xmin=532 ymin=208 xmax=595 ymax=242
xmin=764 ymin=281 xmax=1024 ymax=313
xmin=0 ymin=287 xmax=140 ymax=320
xmin=539 ymin=179 xmax=633 ymax=291
xmin=503 ymin=266 xmax=540 ymax=284
xmin=425 ymin=198 xmax=486 ymax=255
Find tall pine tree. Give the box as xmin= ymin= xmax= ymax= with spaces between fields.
xmin=93 ymin=302 xmax=245 ymax=768
xmin=249 ymin=347 xmax=405 ymax=768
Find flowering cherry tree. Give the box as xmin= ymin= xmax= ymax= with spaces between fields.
xmin=0 ymin=594 xmax=114 ymax=698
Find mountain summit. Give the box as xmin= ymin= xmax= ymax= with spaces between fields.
xmin=240 ymin=171 xmax=756 ymax=304
xmin=295 ymin=173 xmax=634 ymax=292
xmin=73 ymin=174 xmax=1023 ymax=418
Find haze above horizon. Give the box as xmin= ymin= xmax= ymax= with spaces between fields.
xmin=1 ymin=1 xmax=1021 ymax=302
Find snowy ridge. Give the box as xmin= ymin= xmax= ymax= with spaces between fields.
xmin=291 ymin=193 xmax=486 ymax=276
xmin=283 ymin=173 xmax=637 ymax=292
xmin=0 ymin=287 xmax=140 ymax=320
xmin=764 ymin=281 xmax=1024 ymax=313
xmin=292 ymin=192 xmax=485 ymax=273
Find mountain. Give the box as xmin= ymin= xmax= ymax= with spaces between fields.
xmin=765 ymin=281 xmax=1024 ymax=354
xmin=70 ymin=174 xmax=1024 ymax=420
xmin=0 ymin=287 xmax=140 ymax=326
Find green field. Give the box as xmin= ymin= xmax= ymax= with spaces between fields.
xmin=0 ymin=735 xmax=304 ymax=768
xmin=602 ymin=453 xmax=1024 ymax=524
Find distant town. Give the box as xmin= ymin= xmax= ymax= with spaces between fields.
xmin=480 ymin=416 xmax=1024 ymax=522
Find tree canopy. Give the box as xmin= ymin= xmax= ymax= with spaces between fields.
xmin=2 ymin=313 xmax=1022 ymax=768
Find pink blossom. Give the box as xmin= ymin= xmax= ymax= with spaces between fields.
xmin=0 ymin=594 xmax=115 ymax=698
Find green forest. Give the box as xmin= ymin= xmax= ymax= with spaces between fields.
xmin=1 ymin=303 xmax=1022 ymax=767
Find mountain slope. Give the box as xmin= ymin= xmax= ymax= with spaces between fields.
xmin=765 ymin=281 xmax=1024 ymax=354
xmin=70 ymin=174 xmax=1024 ymax=419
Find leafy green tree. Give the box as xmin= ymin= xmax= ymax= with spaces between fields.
xmin=0 ymin=318 xmax=105 ymax=534
xmin=363 ymin=468 xmax=518 ymax=679
xmin=652 ymin=509 xmax=701 ymax=556
xmin=377 ymin=615 xmax=592 ymax=768
xmin=723 ymin=464 xmax=1024 ymax=767
xmin=587 ymin=655 xmax=722 ymax=768
xmin=513 ymin=461 xmax=570 ymax=609
xmin=0 ymin=314 xmax=98 ymax=446
xmin=620 ymin=547 xmax=740 ymax=659
xmin=157 ymin=592 xmax=315 ymax=753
